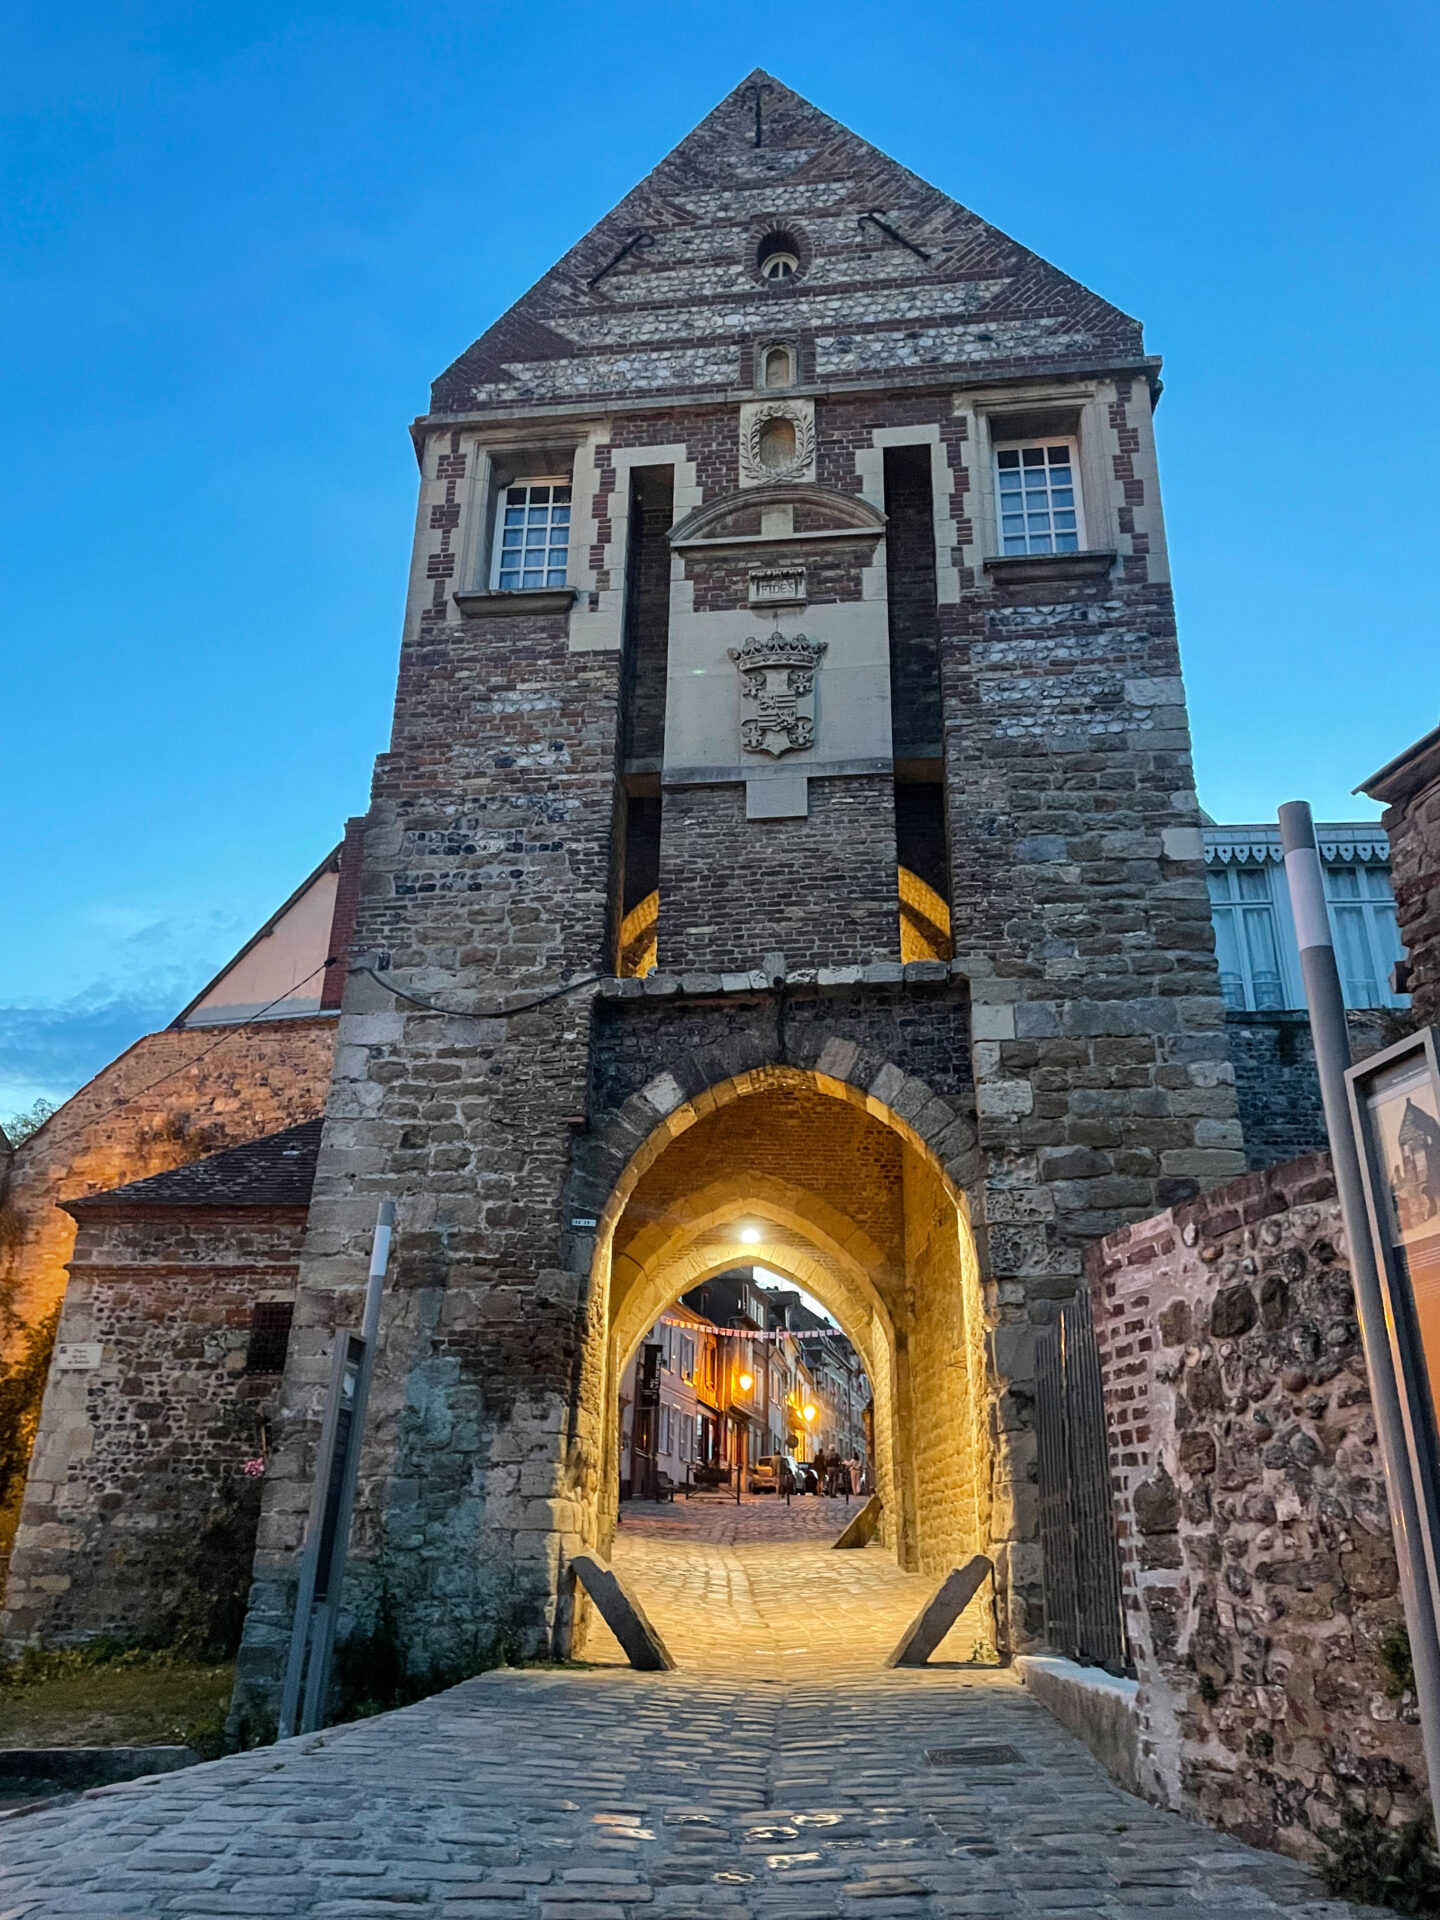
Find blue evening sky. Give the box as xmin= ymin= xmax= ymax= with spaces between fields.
xmin=2 ymin=0 xmax=1436 ymax=1116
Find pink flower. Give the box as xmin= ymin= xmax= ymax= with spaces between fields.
xmin=242 ymin=1457 xmax=267 ymax=1477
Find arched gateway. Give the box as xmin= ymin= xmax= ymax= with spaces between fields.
xmin=226 ymin=71 xmax=1242 ymax=1728
xmin=583 ymin=1059 xmax=991 ymax=1590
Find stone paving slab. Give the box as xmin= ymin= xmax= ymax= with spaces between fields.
xmin=0 ymin=1664 xmax=1383 ymax=1920
xmin=0 ymin=1513 xmax=1384 ymax=1919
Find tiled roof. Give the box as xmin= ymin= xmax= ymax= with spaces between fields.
xmin=66 ymin=1119 xmax=323 ymax=1212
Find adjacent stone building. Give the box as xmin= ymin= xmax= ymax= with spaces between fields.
xmin=2 ymin=1124 xmax=321 ymax=1652
xmin=188 ymin=70 xmax=1250 ymax=1720
xmin=0 ymin=837 xmax=359 ymax=1380
xmin=1089 ymin=1156 xmax=1428 ymax=1857
xmin=1362 ymin=722 xmax=1440 ymax=1028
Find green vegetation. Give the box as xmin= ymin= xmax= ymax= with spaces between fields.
xmin=1318 ymin=1807 xmax=1440 ymax=1917
xmin=0 ymin=1641 xmax=234 ymax=1759
xmin=1380 ymin=1624 xmax=1416 ymax=1699
xmin=0 ymin=1099 xmax=57 ymax=1147
xmin=0 ymin=1304 xmax=59 ymax=1573
xmin=332 ymin=1585 xmax=523 ymax=1723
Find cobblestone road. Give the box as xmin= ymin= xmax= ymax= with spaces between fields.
xmin=0 ymin=1502 xmax=1379 ymax=1919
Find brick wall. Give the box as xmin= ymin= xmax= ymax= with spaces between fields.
xmin=658 ymin=776 xmax=900 ymax=972
xmin=1088 ymin=1157 xmax=1427 ymax=1856
xmin=1228 ymin=1009 xmax=1396 ymax=1172
xmin=2 ymin=1207 xmax=304 ymax=1650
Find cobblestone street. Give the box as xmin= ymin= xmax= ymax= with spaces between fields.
xmin=0 ymin=1504 xmax=1380 ymax=1919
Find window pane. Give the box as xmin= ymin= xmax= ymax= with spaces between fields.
xmin=1206 ymin=870 xmax=1231 ymax=904
xmin=1047 ymin=445 xmax=1069 ymax=463
xmin=1002 ymin=515 xmax=1024 ymax=533
xmin=1053 ymin=511 xmax=1076 ymax=530
xmin=1328 ymin=866 xmax=1360 ymax=899
xmin=522 ymin=570 xmax=542 ymax=587
xmin=546 ymin=569 xmax=566 ymax=586
xmin=997 ymin=449 xmax=1019 ymax=468
xmin=506 ymin=486 xmax=526 ymax=503
xmin=551 ymin=506 xmax=570 ymax=525
xmin=1027 ymin=513 xmax=1049 ymax=531
xmin=1022 ymin=447 xmax=1044 ymax=465
xmin=504 ymin=507 xmax=525 ymax=526
xmin=1236 ymin=867 xmax=1270 ymax=900
xmin=502 ymin=528 xmax=522 ymax=547
xmin=499 ymin=571 xmax=519 ymax=589
xmin=1055 ymin=532 xmax=1079 ymax=551
xmin=1030 ymin=533 xmax=1052 ymax=552
xmin=1333 ymin=905 xmax=1379 ymax=1006
xmin=553 ymin=485 xmax=572 ymax=502
xmin=1051 ymin=489 xmax=1074 ymax=507
xmin=530 ymin=486 xmax=550 ymax=503
xmin=1242 ymin=905 xmax=1280 ymax=975
xmin=1004 ymin=535 xmax=1026 ymax=553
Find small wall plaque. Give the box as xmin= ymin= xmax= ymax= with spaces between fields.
xmin=55 ymin=1342 xmax=102 ymax=1372
xmin=748 ymin=565 xmax=806 ymax=609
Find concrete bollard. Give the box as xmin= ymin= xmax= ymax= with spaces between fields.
xmin=570 ymin=1552 xmax=676 ymax=1671
xmin=832 ymin=1493 xmax=883 ymax=1549
xmin=885 ymin=1554 xmax=993 ymax=1667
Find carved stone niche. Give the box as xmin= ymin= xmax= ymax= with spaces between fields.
xmin=748 ymin=564 xmax=806 ymax=609
xmin=738 ymin=397 xmax=816 ymax=487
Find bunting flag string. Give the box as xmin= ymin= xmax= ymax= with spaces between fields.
xmin=657 ymin=1316 xmax=848 ymax=1344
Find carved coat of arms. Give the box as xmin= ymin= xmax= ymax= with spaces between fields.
xmin=727 ymin=632 xmax=827 ymax=757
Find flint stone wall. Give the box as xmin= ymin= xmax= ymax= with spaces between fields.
xmin=1089 ymin=1154 xmax=1427 ymax=1858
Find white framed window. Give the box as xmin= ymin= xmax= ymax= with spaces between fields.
xmin=491 ymin=480 xmax=571 ymax=591
xmin=995 ymin=440 xmax=1084 ymax=555
xmin=1207 ymin=864 xmax=1286 ymax=1011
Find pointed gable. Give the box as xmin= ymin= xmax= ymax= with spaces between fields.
xmin=431 ymin=71 xmax=1145 ymax=416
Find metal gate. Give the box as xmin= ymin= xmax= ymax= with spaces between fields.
xmin=1034 ymin=1289 xmax=1128 ymax=1670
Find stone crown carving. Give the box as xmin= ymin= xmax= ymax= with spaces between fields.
xmin=727 ymin=631 xmax=827 ymax=757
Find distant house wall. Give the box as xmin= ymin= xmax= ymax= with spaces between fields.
xmin=1203 ymin=823 xmax=1407 ymax=1016
xmin=1088 ymin=1155 xmax=1428 ymax=1859
xmin=2 ymin=1205 xmax=306 ymax=1650
xmin=181 ymin=868 xmax=339 ymax=1026
xmin=0 ymin=1019 xmax=336 ymax=1367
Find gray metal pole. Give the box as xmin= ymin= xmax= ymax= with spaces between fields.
xmin=1279 ymin=802 xmax=1440 ymax=1803
xmin=277 ymin=1200 xmax=395 ymax=1740
xmin=300 ymin=1199 xmax=396 ymax=1732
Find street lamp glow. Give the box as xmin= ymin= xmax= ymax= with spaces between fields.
xmin=738 ymin=1371 xmax=754 ymax=1393
xmin=739 ymin=1226 xmax=761 ymax=1244
xmin=802 ymin=1404 xmax=816 ymax=1423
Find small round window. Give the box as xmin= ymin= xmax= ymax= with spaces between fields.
xmin=757 ymin=231 xmax=802 ymax=282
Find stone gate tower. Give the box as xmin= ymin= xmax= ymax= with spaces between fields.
xmin=233 ymin=73 xmax=1243 ymax=1717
